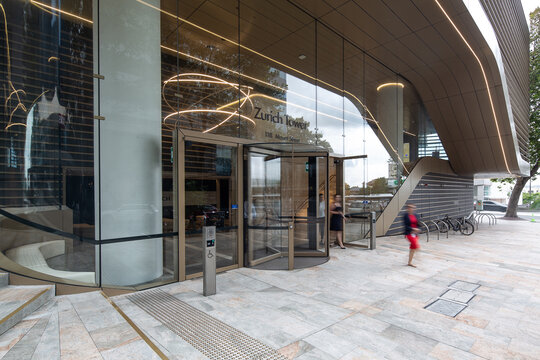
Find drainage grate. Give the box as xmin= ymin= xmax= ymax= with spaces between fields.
xmin=127 ymin=289 xmax=286 ymax=360
xmin=439 ymin=289 xmax=475 ymax=304
xmin=449 ymin=280 xmax=480 ymax=292
xmin=424 ymin=299 xmax=467 ymax=317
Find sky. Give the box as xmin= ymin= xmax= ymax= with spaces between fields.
xmin=522 ymin=0 xmax=539 ymax=27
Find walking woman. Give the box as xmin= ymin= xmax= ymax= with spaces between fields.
xmin=330 ymin=194 xmax=347 ymax=249
xmin=403 ymin=203 xmax=420 ymax=267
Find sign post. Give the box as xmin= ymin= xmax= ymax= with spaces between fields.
xmin=202 ymin=226 xmax=216 ymax=296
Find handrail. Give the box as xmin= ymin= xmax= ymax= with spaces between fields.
xmin=0 ymin=208 xmax=178 ymax=245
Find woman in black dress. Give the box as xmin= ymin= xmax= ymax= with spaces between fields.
xmin=330 ymin=194 xmax=347 ymax=249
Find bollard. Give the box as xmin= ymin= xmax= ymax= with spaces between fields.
xmin=370 ymin=211 xmax=376 ymax=250
xmin=202 ymin=226 xmax=216 ymax=296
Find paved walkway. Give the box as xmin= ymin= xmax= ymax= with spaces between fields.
xmin=1 ymin=218 xmax=539 ymax=359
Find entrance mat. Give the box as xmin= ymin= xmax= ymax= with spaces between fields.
xmin=127 ymin=289 xmax=286 ymax=360
xmin=439 ymin=289 xmax=476 ymax=304
xmin=448 ymin=280 xmax=480 ymax=292
xmin=424 ymin=299 xmax=467 ymax=317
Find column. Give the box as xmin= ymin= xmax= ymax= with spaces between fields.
xmin=94 ymin=0 xmax=163 ymax=286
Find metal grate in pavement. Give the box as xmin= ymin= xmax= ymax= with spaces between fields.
xmin=127 ymin=289 xmax=286 ymax=360
xmin=439 ymin=289 xmax=475 ymax=304
xmin=448 ymin=280 xmax=480 ymax=292
xmin=424 ymin=299 xmax=467 ymax=317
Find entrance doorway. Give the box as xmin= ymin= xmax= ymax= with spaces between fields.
xmin=177 ymin=133 xmax=243 ymax=280
xmin=332 ymin=155 xmax=371 ymax=247
xmin=244 ymin=143 xmax=329 ymax=270
xmin=176 ymin=131 xmax=330 ymax=278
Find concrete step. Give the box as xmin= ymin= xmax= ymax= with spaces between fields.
xmin=0 ymin=284 xmax=54 ymax=336
xmin=0 ymin=272 xmax=8 ymax=287
xmin=0 ymin=291 xmax=165 ymax=359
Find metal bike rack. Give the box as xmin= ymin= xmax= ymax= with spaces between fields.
xmin=466 ymin=211 xmax=478 ymax=230
xmin=435 ymin=219 xmax=449 ymax=238
xmin=419 ymin=220 xmax=429 ymax=242
xmin=477 ymin=213 xmax=488 ymax=225
xmin=429 ymin=220 xmax=440 ymax=240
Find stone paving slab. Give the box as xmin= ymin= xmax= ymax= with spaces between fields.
xmin=0 ymin=291 xmax=162 ymax=360
xmin=1 ymin=218 xmax=538 ymax=359
xmin=110 ymin=219 xmax=540 ymax=359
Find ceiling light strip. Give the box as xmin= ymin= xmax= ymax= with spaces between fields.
xmin=160 ymin=44 xmax=409 ymax=174
xmin=30 ymin=1 xmax=93 ymax=24
xmin=433 ymin=0 xmax=510 ymax=174
xmin=152 ymin=0 xmax=409 ymax=173
xmin=376 ymin=82 xmax=405 ymax=91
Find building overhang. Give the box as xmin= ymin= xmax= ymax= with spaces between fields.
xmin=292 ymin=0 xmax=529 ymax=177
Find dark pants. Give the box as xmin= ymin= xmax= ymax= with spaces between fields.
xmin=319 ymin=218 xmax=325 ymax=243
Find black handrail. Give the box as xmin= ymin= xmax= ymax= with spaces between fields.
xmin=0 ymin=208 xmax=178 ymax=245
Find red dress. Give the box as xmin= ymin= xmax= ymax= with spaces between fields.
xmin=406 ymin=214 xmax=420 ymax=249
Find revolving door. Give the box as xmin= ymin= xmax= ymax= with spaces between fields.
xmin=244 ymin=143 xmax=329 ymax=270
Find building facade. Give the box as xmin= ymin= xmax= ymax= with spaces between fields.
xmin=0 ymin=0 xmax=529 ymax=291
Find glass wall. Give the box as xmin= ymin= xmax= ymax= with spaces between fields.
xmin=0 ymin=0 xmax=446 ymax=287
xmin=0 ymin=0 xmax=179 ymax=288
xmin=0 ymin=0 xmax=98 ymax=285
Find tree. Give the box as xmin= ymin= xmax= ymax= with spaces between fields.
xmin=495 ymin=8 xmax=540 ymax=218
xmin=367 ymin=177 xmax=390 ymax=194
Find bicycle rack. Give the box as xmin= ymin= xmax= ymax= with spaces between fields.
xmin=474 ymin=212 xmax=498 ymax=227
xmin=428 ymin=220 xmax=440 ymax=240
xmin=435 ymin=219 xmax=449 ymax=238
xmin=466 ymin=211 xmax=478 ymax=230
xmin=477 ymin=213 xmax=488 ymax=225
xmin=419 ymin=220 xmax=429 ymax=242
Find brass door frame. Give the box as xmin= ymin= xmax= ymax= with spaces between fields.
xmin=245 ymin=146 xmax=330 ymax=268
xmin=176 ymin=130 xmax=243 ymax=281
xmin=244 ymin=147 xmax=285 ymax=267
xmin=331 ymin=154 xmax=367 ymax=248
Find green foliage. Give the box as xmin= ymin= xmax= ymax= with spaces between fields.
xmin=367 ymin=177 xmax=390 ymax=194
xmin=523 ymin=192 xmax=540 ymax=209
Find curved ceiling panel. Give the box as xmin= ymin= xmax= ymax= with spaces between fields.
xmin=292 ymin=0 xmax=529 ymax=176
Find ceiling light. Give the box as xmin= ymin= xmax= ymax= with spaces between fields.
xmin=298 ymin=54 xmax=306 ymax=60
xmin=376 ymin=82 xmax=405 ymax=91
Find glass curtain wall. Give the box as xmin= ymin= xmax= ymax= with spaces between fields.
xmin=0 ymin=0 xmax=446 ymax=286
xmin=0 ymin=0 xmax=98 ymax=285
xmin=0 ymin=0 xmax=179 ymax=289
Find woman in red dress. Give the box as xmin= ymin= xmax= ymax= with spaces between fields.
xmin=403 ymin=204 xmax=420 ymax=267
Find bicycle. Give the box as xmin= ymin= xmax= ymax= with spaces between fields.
xmin=436 ymin=215 xmax=474 ymax=236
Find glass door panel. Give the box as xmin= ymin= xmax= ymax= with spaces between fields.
xmin=246 ymin=151 xmax=288 ymax=268
xmin=246 ymin=146 xmax=328 ymax=269
xmin=290 ymin=155 xmax=327 ymax=255
xmin=343 ymin=157 xmax=369 ymax=246
xmin=184 ymin=141 xmax=237 ymax=276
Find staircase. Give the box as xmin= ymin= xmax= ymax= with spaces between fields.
xmin=0 ymin=272 xmax=54 ymax=337
xmin=0 ymin=272 xmax=166 ymax=359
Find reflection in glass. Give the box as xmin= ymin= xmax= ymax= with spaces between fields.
xmin=247 ymin=151 xmax=286 ymax=267
xmin=184 ymin=142 xmax=238 ymax=276
xmin=0 ymin=0 xmax=96 ymax=285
